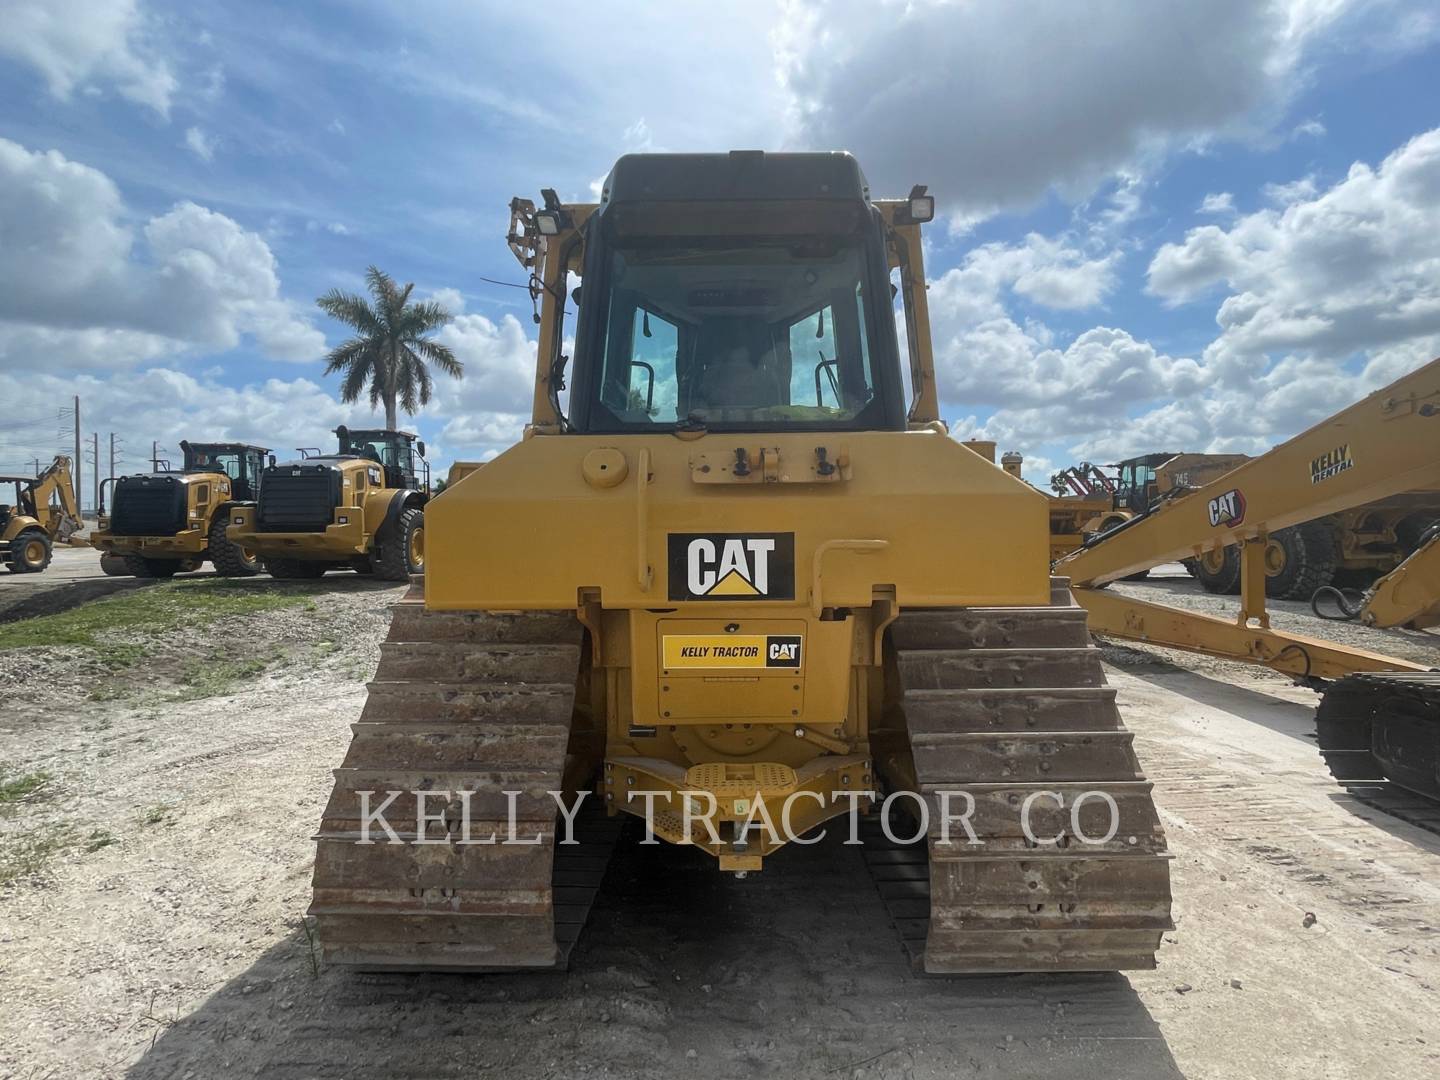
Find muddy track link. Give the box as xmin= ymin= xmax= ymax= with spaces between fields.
xmin=1317 ymin=672 xmax=1440 ymax=813
xmin=882 ymin=581 xmax=1174 ymax=973
xmin=309 ymin=580 xmax=618 ymax=971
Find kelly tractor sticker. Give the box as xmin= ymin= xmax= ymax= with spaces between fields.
xmin=667 ymin=532 xmax=796 ymax=601
xmin=1310 ymin=444 xmax=1354 ymax=485
xmin=1207 ymin=489 xmax=1246 ymax=528
xmin=662 ymin=634 xmax=804 ymax=670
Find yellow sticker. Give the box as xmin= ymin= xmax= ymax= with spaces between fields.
xmin=661 ymin=634 xmax=804 ymax=670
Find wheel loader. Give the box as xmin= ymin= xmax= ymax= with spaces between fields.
xmin=309 ymin=152 xmax=1173 ymax=975
xmin=226 ymin=427 xmax=428 ymax=580
xmin=90 ymin=442 xmax=270 ymax=578
xmin=0 ymin=455 xmax=83 ymax=573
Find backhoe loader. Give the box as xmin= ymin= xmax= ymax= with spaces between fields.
xmin=0 ymin=455 xmax=83 ymax=573
xmin=226 ymin=427 xmax=428 ymax=580
xmin=308 ymin=152 xmax=1173 ymax=975
xmin=90 ymin=442 xmax=268 ymax=578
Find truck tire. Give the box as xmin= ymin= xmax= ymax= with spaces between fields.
xmin=8 ymin=530 xmax=52 ymax=573
xmin=99 ymin=553 xmax=131 ymax=576
xmin=1264 ymin=522 xmax=1340 ymax=600
xmin=265 ymin=558 xmax=327 ymax=580
xmin=208 ymin=514 xmax=260 ymax=577
xmin=372 ymin=507 xmax=424 ymax=582
xmin=123 ymin=554 xmax=181 ymax=578
xmin=1194 ymin=546 xmax=1240 ymax=594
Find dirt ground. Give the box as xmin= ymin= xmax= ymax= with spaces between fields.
xmin=0 ymin=568 xmax=1437 ymax=1080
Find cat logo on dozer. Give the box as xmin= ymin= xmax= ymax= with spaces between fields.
xmin=668 ymin=532 xmax=796 ymax=601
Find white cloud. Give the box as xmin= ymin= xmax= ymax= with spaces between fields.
xmin=1147 ymin=127 xmax=1440 ymax=368
xmin=1262 ymin=175 xmax=1319 ymax=204
xmin=184 ymin=126 xmax=217 ymax=162
xmin=0 ymin=367 xmax=375 ymax=492
xmin=0 ymin=0 xmax=176 ymax=116
xmin=776 ymin=0 xmax=1352 ymax=209
xmin=1198 ymin=192 xmax=1237 ymax=215
xmin=0 ymin=138 xmax=324 ymax=367
xmin=1292 ymin=117 xmax=1327 ymax=138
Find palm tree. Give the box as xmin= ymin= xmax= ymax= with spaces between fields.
xmin=317 ymin=266 xmax=463 ymax=430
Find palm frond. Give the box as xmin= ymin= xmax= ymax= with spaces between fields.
xmin=316 ymin=290 xmax=383 ymax=337
xmin=409 ymin=336 xmax=464 ymax=379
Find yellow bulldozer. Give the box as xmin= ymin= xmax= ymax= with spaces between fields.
xmin=0 ymin=455 xmax=83 ymax=573
xmin=307 ymin=152 xmax=1173 ymax=975
xmin=226 ymin=426 xmax=428 ymax=580
xmin=90 ymin=442 xmax=269 ymax=578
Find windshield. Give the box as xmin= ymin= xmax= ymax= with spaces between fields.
xmin=584 ymin=238 xmax=888 ymax=430
xmin=189 ymin=450 xmax=242 ymax=479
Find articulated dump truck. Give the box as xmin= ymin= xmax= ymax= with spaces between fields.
xmin=309 ymin=152 xmax=1174 ymax=974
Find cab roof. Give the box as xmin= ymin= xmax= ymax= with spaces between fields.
xmin=602 ymin=151 xmax=870 ymax=206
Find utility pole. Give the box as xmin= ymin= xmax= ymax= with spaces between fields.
xmin=91 ymin=433 xmax=100 ymax=514
xmin=152 ymin=440 xmax=160 ymax=472
xmin=73 ymin=394 xmax=81 ymax=520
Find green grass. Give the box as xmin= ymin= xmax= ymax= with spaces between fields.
xmin=0 ymin=827 xmax=69 ymax=886
xmin=84 ymin=829 xmax=117 ymax=852
xmin=0 ymin=579 xmax=319 ymax=658
xmin=167 ymin=654 xmax=276 ymax=702
xmin=0 ymin=766 xmax=52 ymax=807
xmin=139 ymin=803 xmax=177 ymax=827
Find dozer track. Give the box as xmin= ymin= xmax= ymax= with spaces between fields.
xmin=1316 ymin=673 xmax=1440 ymax=830
xmin=309 ymin=580 xmax=617 ymax=971
xmin=878 ymin=579 xmax=1174 ymax=973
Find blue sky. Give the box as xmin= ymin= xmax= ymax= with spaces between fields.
xmin=1 ymin=0 xmax=1438 ymax=498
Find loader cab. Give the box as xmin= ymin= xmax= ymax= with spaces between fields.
xmin=566 ymin=152 xmax=908 ymax=435
xmin=1110 ymin=454 xmax=1174 ymax=514
xmin=180 ymin=441 xmax=272 ymax=501
xmin=333 ymin=427 xmax=428 ymax=492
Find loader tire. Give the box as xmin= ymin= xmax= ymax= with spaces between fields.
xmin=208 ymin=514 xmax=260 ymax=577
xmin=1193 ymin=546 xmax=1240 ymax=594
xmin=265 ymin=558 xmax=327 ymax=580
xmin=372 ymin=506 xmax=424 ymax=581
xmin=123 ymin=554 xmax=180 ymax=578
xmin=8 ymin=530 xmax=52 ymax=573
xmin=1264 ymin=522 xmax=1340 ymax=600
xmin=99 ymin=553 xmax=130 ymax=577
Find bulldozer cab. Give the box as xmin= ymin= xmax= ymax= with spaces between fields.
xmin=333 ymin=427 xmax=427 ymax=491
xmin=180 ymin=442 xmax=272 ymax=501
xmin=564 ymin=154 xmax=908 ymax=434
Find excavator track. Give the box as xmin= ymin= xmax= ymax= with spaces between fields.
xmin=309 ymin=580 xmax=617 ymax=971
xmin=1316 ymin=672 xmax=1440 ymax=831
xmin=877 ymin=579 xmax=1173 ymax=973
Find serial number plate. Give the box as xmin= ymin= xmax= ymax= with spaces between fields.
xmin=662 ymin=634 xmax=803 ymax=670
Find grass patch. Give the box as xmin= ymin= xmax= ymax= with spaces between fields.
xmin=167 ymin=654 xmax=277 ymax=702
xmin=0 ymin=826 xmax=69 ymax=886
xmin=0 ymin=765 xmax=53 ymax=807
xmin=139 ymin=803 xmax=177 ymax=827
xmin=0 ymin=579 xmax=319 ymax=661
xmin=84 ymin=828 xmax=117 ymax=852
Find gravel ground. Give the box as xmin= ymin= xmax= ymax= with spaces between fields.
xmin=0 ymin=573 xmax=1436 ymax=1080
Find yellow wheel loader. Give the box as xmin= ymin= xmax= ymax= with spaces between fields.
xmin=90 ymin=442 xmax=269 ymax=578
xmin=309 ymin=153 xmax=1173 ymax=974
xmin=226 ymin=427 xmax=428 ymax=581
xmin=0 ymin=455 xmax=83 ymax=573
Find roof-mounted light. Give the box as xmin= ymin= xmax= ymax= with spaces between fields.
xmin=534 ymin=187 xmax=571 ymax=237
xmin=897 ymin=184 xmax=934 ymax=225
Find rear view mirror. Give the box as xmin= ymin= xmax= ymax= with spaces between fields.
xmin=417 ymin=440 xmax=426 ymax=458
xmin=269 ymin=454 xmax=277 ymax=468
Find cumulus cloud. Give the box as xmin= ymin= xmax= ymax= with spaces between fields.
xmin=1147 ymin=127 xmax=1440 ymax=367
xmin=776 ymin=0 xmax=1350 ymax=209
xmin=0 ymin=138 xmax=324 ymax=367
xmin=421 ymin=310 xmax=539 ymax=459
xmin=0 ymin=0 xmax=176 ymax=116
xmin=0 ymin=367 xmax=373 ymax=491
